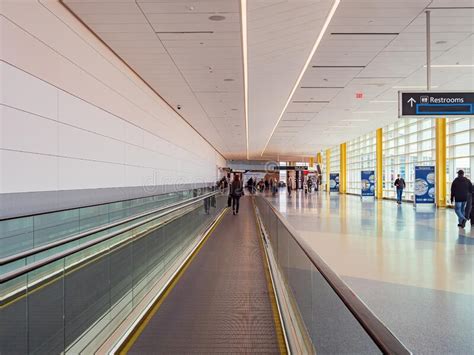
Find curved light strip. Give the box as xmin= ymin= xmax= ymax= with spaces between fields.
xmin=241 ymin=0 xmax=249 ymax=159
xmin=261 ymin=0 xmax=341 ymax=156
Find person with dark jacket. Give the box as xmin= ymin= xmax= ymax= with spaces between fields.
xmin=451 ymin=170 xmax=473 ymax=228
xmin=394 ymin=174 xmax=406 ymax=204
xmin=464 ymin=191 xmax=473 ymax=225
xmin=230 ymin=175 xmax=244 ymax=215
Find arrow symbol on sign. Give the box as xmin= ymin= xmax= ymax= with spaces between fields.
xmin=407 ymin=97 xmax=416 ymax=107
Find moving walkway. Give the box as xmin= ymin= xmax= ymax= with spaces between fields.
xmin=0 ymin=190 xmax=411 ymax=354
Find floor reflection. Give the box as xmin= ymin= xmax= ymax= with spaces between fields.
xmin=262 ymin=188 xmax=474 ymax=295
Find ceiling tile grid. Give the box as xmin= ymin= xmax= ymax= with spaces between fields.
xmin=64 ymin=0 xmax=473 ymax=160
xmin=267 ymin=1 xmax=474 ymax=156
xmin=64 ymin=0 xmax=245 ymax=156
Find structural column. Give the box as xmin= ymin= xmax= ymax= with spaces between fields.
xmin=325 ymin=149 xmax=331 ymax=192
xmin=340 ymin=143 xmax=347 ymax=194
xmin=435 ymin=118 xmax=447 ymax=207
xmin=376 ymin=128 xmax=383 ymax=199
xmin=309 ymin=156 xmax=314 ymax=168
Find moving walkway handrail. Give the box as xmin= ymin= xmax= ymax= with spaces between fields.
xmin=0 ymin=191 xmax=218 ymax=266
xmin=0 ymin=191 xmax=220 ymax=284
xmin=258 ymin=197 xmax=411 ymax=355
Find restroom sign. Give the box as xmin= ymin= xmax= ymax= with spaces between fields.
xmin=399 ymin=91 xmax=474 ymax=117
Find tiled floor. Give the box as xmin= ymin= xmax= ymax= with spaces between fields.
xmin=265 ymin=189 xmax=474 ymax=354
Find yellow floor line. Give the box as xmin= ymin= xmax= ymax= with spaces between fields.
xmin=118 ymin=207 xmax=228 ymax=354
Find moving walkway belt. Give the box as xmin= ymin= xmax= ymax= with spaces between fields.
xmin=120 ymin=197 xmax=286 ymax=354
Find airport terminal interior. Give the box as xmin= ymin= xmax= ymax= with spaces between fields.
xmin=1 ymin=0 xmax=473 ymax=354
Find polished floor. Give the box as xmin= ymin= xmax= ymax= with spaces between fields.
xmin=265 ymin=189 xmax=474 ymax=354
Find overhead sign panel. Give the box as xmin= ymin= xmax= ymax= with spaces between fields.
xmin=273 ymin=166 xmax=308 ymax=171
xmin=399 ymin=91 xmax=474 ymax=117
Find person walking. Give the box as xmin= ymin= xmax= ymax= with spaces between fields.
xmin=450 ymin=170 xmax=472 ymax=228
xmin=287 ymin=176 xmax=292 ymax=196
xmin=230 ymin=175 xmax=244 ymax=215
xmin=394 ymin=174 xmax=406 ymax=204
xmin=272 ymin=178 xmax=278 ymax=196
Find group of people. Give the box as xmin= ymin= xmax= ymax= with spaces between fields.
xmin=246 ymin=177 xmax=280 ymax=195
xmin=286 ymin=175 xmax=320 ymax=196
xmin=394 ymin=170 xmax=474 ymax=229
xmin=224 ymin=170 xmax=474 ymax=229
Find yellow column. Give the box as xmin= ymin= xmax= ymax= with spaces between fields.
xmin=325 ymin=149 xmax=331 ymax=192
xmin=436 ymin=118 xmax=447 ymax=207
xmin=376 ymin=128 xmax=383 ymax=199
xmin=309 ymin=156 xmax=314 ymax=168
xmin=340 ymin=143 xmax=347 ymax=194
xmin=317 ymin=152 xmax=322 ymax=165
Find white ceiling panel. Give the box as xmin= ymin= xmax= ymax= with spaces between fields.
xmin=64 ymin=0 xmax=474 ymax=160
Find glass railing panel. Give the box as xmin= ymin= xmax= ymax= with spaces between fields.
xmin=255 ymin=196 xmax=402 ymax=354
xmin=0 ymin=257 xmax=25 ymax=277
xmin=0 ymin=216 xmax=33 ymax=258
xmin=0 ymin=274 xmax=28 ymax=354
xmin=33 ymin=209 xmax=80 ymax=248
xmin=276 ymin=219 xmax=290 ymax=281
xmin=79 ymin=204 xmax=109 ymax=232
xmin=286 ymin=235 xmax=313 ymax=334
xmin=132 ymin=228 xmax=151 ymax=307
xmin=108 ymin=200 xmax=132 ymax=223
xmin=64 ymin=248 xmax=111 ymax=350
xmin=308 ymin=262 xmax=380 ymax=354
xmin=108 ymin=241 xmax=133 ymax=326
xmin=0 ymin=193 xmax=224 ymax=355
xmin=27 ymin=260 xmax=65 ymax=355
xmin=0 ymin=187 xmax=214 ymax=262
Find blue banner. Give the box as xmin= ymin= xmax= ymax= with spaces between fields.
xmin=361 ymin=170 xmax=375 ymax=197
xmin=329 ymin=173 xmax=339 ymax=192
xmin=414 ymin=166 xmax=435 ymax=204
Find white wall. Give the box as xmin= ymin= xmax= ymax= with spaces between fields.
xmin=0 ymin=0 xmax=226 ymax=195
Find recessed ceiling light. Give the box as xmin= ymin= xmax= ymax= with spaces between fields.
xmin=260 ymin=0 xmax=341 ymax=157
xmin=231 ymin=108 xmax=239 ymax=111
xmin=240 ymin=0 xmax=249 ymax=159
xmin=224 ymin=78 xmax=234 ymax=82
xmin=209 ymin=15 xmax=226 ymax=21
xmin=370 ymin=100 xmax=397 ymax=103
xmin=435 ymin=40 xmax=447 ymax=44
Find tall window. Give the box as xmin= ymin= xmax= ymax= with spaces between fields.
xmin=330 ymin=146 xmax=341 ymax=175
xmin=347 ymin=132 xmax=376 ymax=194
xmin=446 ymin=117 xmax=474 ymax=203
xmin=323 ymin=117 xmax=474 ymax=201
xmin=382 ymin=118 xmax=435 ymax=200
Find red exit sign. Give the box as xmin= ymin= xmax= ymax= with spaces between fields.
xmin=356 ymin=92 xmax=364 ymax=99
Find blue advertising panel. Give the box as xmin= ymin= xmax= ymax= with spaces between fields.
xmin=361 ymin=170 xmax=375 ymax=197
xmin=329 ymin=173 xmax=339 ymax=193
xmin=414 ymin=166 xmax=435 ymax=204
